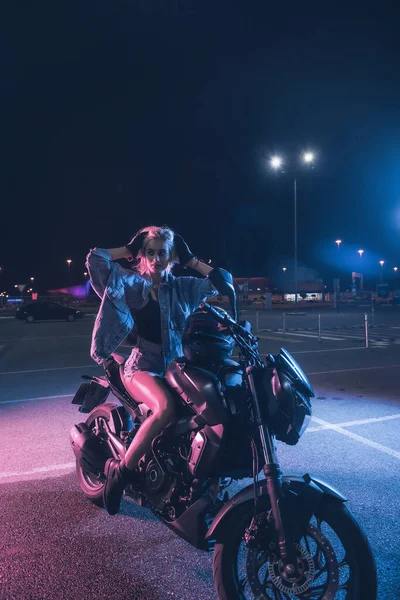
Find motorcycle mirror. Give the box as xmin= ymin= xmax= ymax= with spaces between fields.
xmin=208 ymin=267 xmax=238 ymax=321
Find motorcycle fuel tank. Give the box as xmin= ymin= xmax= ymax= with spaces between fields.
xmin=165 ymin=359 xmax=228 ymax=425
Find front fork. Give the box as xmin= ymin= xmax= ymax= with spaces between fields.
xmin=247 ymin=368 xmax=296 ymax=571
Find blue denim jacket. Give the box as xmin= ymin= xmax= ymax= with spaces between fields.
xmin=86 ymin=248 xmax=217 ymax=366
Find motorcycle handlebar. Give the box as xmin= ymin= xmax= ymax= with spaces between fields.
xmin=199 ymin=301 xmax=229 ymax=324
xmin=199 ymin=302 xmax=255 ymax=342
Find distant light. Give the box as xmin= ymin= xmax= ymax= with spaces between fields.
xmin=335 ymin=239 xmax=342 ymax=247
xmin=379 ymin=260 xmax=385 ymax=267
xmin=30 ymin=277 xmax=34 ymax=281
xmin=270 ymin=156 xmax=283 ymax=169
xmin=282 ymin=267 xmax=287 ymax=272
xmin=257 ymin=288 xmax=261 ymax=291
xmin=358 ymin=249 xmax=364 ymax=257
xmin=303 ymin=152 xmax=315 ymax=163
xmin=394 ymin=267 xmax=398 ymax=272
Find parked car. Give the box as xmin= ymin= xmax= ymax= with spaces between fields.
xmin=16 ymin=301 xmax=83 ymax=323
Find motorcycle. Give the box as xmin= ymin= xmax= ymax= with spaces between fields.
xmin=70 ymin=286 xmax=377 ymax=600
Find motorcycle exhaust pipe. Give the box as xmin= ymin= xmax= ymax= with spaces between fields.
xmin=70 ymin=423 xmax=107 ymax=473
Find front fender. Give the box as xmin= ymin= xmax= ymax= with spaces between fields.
xmin=206 ymin=473 xmax=347 ymax=542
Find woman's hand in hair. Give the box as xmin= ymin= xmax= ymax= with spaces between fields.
xmin=125 ymin=231 xmax=148 ymax=262
xmin=173 ymin=234 xmax=194 ymax=267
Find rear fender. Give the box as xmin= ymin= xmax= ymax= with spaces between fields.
xmin=206 ymin=473 xmax=347 ymax=542
xmin=72 ymin=378 xmax=110 ymax=413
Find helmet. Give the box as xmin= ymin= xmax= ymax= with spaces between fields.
xmin=182 ymin=307 xmax=235 ymax=365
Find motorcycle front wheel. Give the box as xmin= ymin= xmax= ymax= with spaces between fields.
xmin=213 ymin=496 xmax=377 ymax=600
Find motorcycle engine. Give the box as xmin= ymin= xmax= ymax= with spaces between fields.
xmin=145 ymin=459 xmax=168 ymax=493
xmin=143 ymin=457 xmax=179 ymax=512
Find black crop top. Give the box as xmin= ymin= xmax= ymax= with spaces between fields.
xmin=133 ymin=295 xmax=162 ymax=344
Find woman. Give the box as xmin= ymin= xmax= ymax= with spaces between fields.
xmin=85 ymin=225 xmax=223 ymax=515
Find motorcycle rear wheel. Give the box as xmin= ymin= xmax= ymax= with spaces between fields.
xmin=213 ymin=496 xmax=377 ymax=600
xmin=75 ymin=404 xmax=126 ymax=507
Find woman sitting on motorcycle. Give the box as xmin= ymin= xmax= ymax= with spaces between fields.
xmin=86 ymin=225 xmax=231 ymax=515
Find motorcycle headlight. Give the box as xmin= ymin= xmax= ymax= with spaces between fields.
xmin=268 ymin=371 xmax=313 ymax=446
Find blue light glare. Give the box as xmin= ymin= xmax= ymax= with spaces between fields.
xmin=315 ymin=240 xmax=394 ymax=277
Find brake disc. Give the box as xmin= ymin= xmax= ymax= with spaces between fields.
xmin=267 ymin=542 xmax=315 ymax=595
xmin=246 ymin=523 xmax=340 ymax=599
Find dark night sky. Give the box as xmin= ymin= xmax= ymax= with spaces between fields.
xmin=1 ymin=1 xmax=400 ymax=292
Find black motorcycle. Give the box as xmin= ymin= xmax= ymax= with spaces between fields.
xmin=70 ymin=295 xmax=377 ymax=599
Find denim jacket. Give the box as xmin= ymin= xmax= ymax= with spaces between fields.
xmin=86 ymin=248 xmax=217 ymax=367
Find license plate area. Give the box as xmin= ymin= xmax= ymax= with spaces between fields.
xmin=71 ymin=381 xmax=110 ymax=413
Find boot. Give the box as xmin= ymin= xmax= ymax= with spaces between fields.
xmin=103 ymin=458 xmax=135 ymax=515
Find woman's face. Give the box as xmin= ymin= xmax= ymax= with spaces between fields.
xmin=144 ymin=238 xmax=171 ymax=275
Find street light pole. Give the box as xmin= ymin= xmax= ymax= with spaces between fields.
xmin=66 ymin=260 xmax=72 ymax=283
xmin=294 ymin=177 xmax=298 ymax=312
xmin=379 ymin=260 xmax=384 ymax=284
xmin=270 ymin=152 xmax=315 ymax=313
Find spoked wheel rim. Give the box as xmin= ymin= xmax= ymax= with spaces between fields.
xmin=236 ymin=515 xmax=353 ymax=599
xmin=81 ymin=469 xmax=106 ymax=490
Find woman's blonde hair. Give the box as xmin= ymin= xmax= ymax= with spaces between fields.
xmin=133 ymin=224 xmax=176 ymax=277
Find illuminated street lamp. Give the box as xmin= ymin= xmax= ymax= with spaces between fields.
xmin=269 ymin=151 xmax=316 ymax=311
xmin=394 ymin=267 xmax=398 ymax=272
xmin=335 ymin=239 xmax=342 ymax=249
xmin=379 ymin=260 xmax=385 ymax=283
xmin=358 ymin=249 xmax=364 ymax=258
xmin=303 ymin=152 xmax=315 ymax=164
xmin=270 ymin=156 xmax=283 ymax=170
xmin=67 ymin=258 xmax=72 ymax=286
xmin=282 ymin=267 xmax=287 ymax=272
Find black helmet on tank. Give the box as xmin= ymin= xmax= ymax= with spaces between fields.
xmin=182 ymin=307 xmax=235 ymax=365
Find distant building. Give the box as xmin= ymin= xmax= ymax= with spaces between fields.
xmin=234 ymin=277 xmax=272 ymax=305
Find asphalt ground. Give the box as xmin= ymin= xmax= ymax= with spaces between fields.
xmin=0 ymin=311 xmax=399 ymax=599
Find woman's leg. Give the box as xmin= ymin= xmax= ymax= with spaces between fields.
xmin=103 ymin=369 xmax=176 ymax=515
xmin=122 ymin=371 xmax=176 ymax=470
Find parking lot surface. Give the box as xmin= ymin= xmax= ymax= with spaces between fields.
xmin=0 ymin=309 xmax=399 ymax=599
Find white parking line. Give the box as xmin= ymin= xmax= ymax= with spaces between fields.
xmin=0 ymin=393 xmax=74 ymax=405
xmin=257 ymin=333 xmax=302 ymax=343
xmin=0 ymin=364 xmax=99 ymax=375
xmin=0 ymin=334 xmax=91 ymax=343
xmin=311 ymin=416 xmax=400 ymax=460
xmin=307 ymin=413 xmax=400 ymax=432
xmin=2 ymin=407 xmax=399 ymax=483
xmin=293 ymin=346 xmax=376 ymax=354
xmin=0 ymin=462 xmax=76 ymax=480
xmin=308 ymin=364 xmax=400 ymax=375
xmin=279 ymin=331 xmax=346 ymax=341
